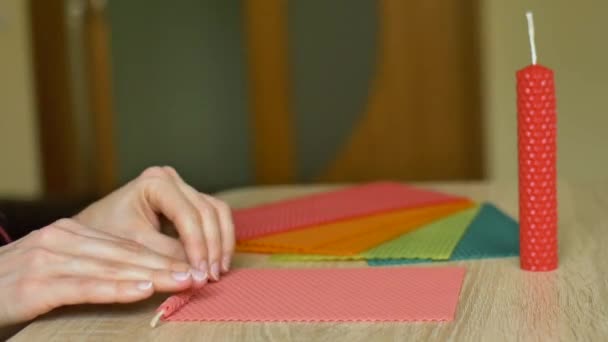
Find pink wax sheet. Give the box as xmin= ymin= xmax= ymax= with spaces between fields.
xmin=234 ymin=182 xmax=467 ymax=241
xmin=160 ymin=267 xmax=467 ymax=322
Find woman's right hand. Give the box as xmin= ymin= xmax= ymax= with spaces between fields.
xmin=0 ymin=218 xmax=196 ymax=327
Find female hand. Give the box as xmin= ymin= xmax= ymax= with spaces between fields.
xmin=74 ymin=166 xmax=235 ymax=283
xmin=0 ymin=219 xmax=194 ymax=327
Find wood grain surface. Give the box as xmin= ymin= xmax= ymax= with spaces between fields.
xmin=10 ymin=181 xmax=608 ymax=341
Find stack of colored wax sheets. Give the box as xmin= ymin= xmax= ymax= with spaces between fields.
xmin=234 ymin=182 xmax=519 ymax=265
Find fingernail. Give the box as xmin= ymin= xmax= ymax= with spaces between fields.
xmin=137 ymin=281 xmax=153 ymax=291
xmin=171 ymin=271 xmax=190 ymax=282
xmin=190 ymin=268 xmax=208 ymax=282
xmin=210 ymin=262 xmax=220 ymax=281
xmin=199 ymin=261 xmax=208 ymax=275
xmin=221 ymin=255 xmax=231 ymax=273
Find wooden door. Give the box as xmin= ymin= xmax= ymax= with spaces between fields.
xmin=244 ymin=0 xmax=484 ymax=183
xmin=30 ymin=0 xmax=117 ymax=197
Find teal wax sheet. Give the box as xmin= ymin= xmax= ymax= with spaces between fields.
xmin=368 ymin=203 xmax=519 ymax=266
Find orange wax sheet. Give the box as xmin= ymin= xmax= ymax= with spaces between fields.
xmin=236 ymin=200 xmax=474 ymax=255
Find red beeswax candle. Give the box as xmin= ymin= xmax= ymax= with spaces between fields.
xmin=517 ymin=12 xmax=558 ymax=271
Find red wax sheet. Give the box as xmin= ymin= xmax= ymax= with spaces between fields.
xmin=234 ymin=182 xmax=468 ymax=241
xmin=159 ymin=267 xmax=467 ymax=322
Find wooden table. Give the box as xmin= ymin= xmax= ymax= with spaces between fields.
xmin=10 ymin=181 xmax=608 ymax=341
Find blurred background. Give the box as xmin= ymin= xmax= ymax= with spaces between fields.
xmin=1 ymin=0 xmax=607 ymax=200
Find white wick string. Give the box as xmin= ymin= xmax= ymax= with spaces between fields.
xmin=150 ymin=310 xmax=164 ymax=328
xmin=526 ymin=11 xmax=537 ymax=65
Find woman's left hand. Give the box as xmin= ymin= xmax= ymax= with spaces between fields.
xmin=74 ymin=166 xmax=234 ymax=284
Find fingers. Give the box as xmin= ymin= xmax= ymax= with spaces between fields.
xmin=39 ymin=252 xmax=195 ymax=292
xmin=161 ymin=167 xmax=235 ymax=274
xmin=191 ymin=196 xmax=222 ymax=280
xmin=2 ymin=220 xmax=203 ymax=325
xmin=25 ymin=223 xmax=188 ymax=273
xmin=36 ymin=277 xmax=155 ymax=314
xmin=201 ymin=194 xmax=235 ymax=273
xmin=62 ymin=194 xmax=190 ymax=262
xmin=12 ymin=277 xmax=156 ymax=322
xmin=161 ymin=167 xmax=224 ymax=281
xmin=139 ymin=174 xmax=209 ymax=277
xmin=131 ymin=230 xmax=188 ymax=261
xmin=53 ymin=218 xmax=131 ymax=243
xmin=6 ymin=246 xmax=190 ymax=323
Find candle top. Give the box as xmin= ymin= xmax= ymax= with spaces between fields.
xmin=517 ymin=64 xmax=553 ymax=77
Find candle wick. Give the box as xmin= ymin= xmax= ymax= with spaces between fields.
xmin=150 ymin=310 xmax=165 ymax=328
xmin=526 ymin=11 xmax=538 ymax=65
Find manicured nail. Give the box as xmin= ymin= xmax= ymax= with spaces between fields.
xmin=137 ymin=281 xmax=153 ymax=291
xmin=198 ymin=261 xmax=208 ymax=276
xmin=221 ymin=255 xmax=231 ymax=273
xmin=171 ymin=271 xmax=190 ymax=282
xmin=190 ymin=268 xmax=208 ymax=282
xmin=210 ymin=262 xmax=220 ymax=281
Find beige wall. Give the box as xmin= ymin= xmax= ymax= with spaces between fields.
xmin=482 ymin=0 xmax=608 ymax=181
xmin=0 ymin=0 xmax=41 ymax=197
